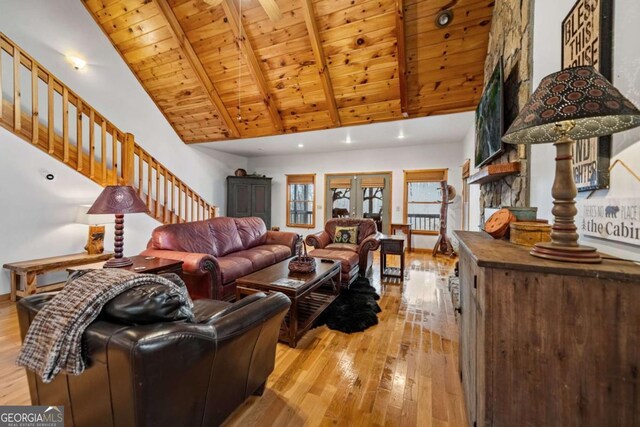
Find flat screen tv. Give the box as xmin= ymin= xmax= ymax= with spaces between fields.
xmin=474 ymin=60 xmax=504 ymax=168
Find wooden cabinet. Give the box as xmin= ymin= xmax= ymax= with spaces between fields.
xmin=454 ymin=231 xmax=640 ymax=427
xmin=227 ymin=176 xmax=272 ymax=229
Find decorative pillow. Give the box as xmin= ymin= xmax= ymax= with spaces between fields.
xmin=101 ymin=273 xmax=194 ymax=325
xmin=334 ymin=226 xmax=358 ymax=244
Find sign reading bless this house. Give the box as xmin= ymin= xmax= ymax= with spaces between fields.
xmin=562 ymin=0 xmax=613 ymax=191
xmin=578 ymin=198 xmax=640 ymax=246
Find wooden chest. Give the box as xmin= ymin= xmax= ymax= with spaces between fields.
xmin=454 ymin=231 xmax=640 ymax=426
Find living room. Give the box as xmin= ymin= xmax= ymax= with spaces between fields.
xmin=1 ymin=0 xmax=639 ymax=426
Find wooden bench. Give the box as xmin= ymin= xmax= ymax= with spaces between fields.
xmin=3 ymin=252 xmax=113 ymax=301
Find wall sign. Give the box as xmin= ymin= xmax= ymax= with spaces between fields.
xmin=578 ymin=198 xmax=640 ymax=247
xmin=562 ymin=0 xmax=613 ymax=191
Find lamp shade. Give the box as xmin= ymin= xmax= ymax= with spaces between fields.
xmin=87 ymin=186 xmax=148 ymax=215
xmin=76 ymin=205 xmax=114 ymax=225
xmin=503 ymin=65 xmax=640 ymax=145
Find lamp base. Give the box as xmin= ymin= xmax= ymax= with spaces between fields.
xmin=530 ymin=242 xmax=602 ymax=264
xmin=103 ymin=256 xmax=134 ymax=268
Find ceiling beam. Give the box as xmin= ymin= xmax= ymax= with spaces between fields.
xmin=221 ymin=0 xmax=284 ymax=133
xmin=396 ymin=0 xmax=409 ymax=116
xmin=258 ymin=0 xmax=283 ymax=22
xmin=155 ymin=0 xmax=240 ymax=138
xmin=301 ymin=0 xmax=341 ymax=127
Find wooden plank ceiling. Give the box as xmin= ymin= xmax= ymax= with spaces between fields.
xmin=83 ymin=0 xmax=494 ymax=143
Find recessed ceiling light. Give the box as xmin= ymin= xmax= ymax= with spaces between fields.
xmin=298 ymin=144 xmax=304 ymax=148
xmin=345 ymin=136 xmax=352 ymax=144
xmin=398 ymin=133 xmax=405 ymax=139
xmin=66 ymin=55 xmax=87 ymax=70
xmin=435 ymin=10 xmax=453 ymax=28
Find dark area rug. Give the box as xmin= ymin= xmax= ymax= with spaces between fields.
xmin=314 ymin=277 xmax=381 ymax=333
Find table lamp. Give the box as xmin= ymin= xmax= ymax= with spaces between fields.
xmin=76 ymin=205 xmax=114 ymax=255
xmin=502 ymin=65 xmax=640 ymax=263
xmin=87 ymin=186 xmax=148 ymax=268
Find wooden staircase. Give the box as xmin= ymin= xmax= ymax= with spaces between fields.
xmin=0 ymin=33 xmax=218 ymax=224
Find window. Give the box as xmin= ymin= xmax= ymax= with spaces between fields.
xmin=403 ymin=169 xmax=448 ymax=235
xmin=286 ymin=174 xmax=315 ymax=228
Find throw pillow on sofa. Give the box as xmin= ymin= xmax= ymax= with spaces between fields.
xmin=334 ymin=226 xmax=358 ymax=244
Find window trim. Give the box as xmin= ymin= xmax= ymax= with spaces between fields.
xmin=403 ymin=169 xmax=448 ymax=236
xmin=286 ymin=174 xmax=316 ymax=229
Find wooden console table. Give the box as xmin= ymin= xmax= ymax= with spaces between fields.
xmin=3 ymin=252 xmax=113 ymax=301
xmin=454 ymin=231 xmax=640 ymax=426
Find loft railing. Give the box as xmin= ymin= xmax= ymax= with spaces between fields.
xmin=0 ymin=33 xmax=218 ymax=224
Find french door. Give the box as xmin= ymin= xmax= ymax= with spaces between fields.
xmin=325 ymin=172 xmax=392 ymax=234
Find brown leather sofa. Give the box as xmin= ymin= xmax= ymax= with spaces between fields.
xmin=17 ymin=290 xmax=291 ymax=427
xmin=141 ymin=217 xmax=298 ymax=301
xmin=305 ymin=218 xmax=382 ymax=283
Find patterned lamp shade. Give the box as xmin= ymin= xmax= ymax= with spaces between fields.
xmin=503 ymin=65 xmax=640 ymax=144
xmin=87 ymin=186 xmax=148 ymax=215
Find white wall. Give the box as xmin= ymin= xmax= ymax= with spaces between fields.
xmin=461 ymin=125 xmax=482 ymax=231
xmin=0 ymin=0 xmax=247 ymax=295
xmin=247 ymin=142 xmax=465 ymax=249
xmin=531 ymin=0 xmax=640 ymax=261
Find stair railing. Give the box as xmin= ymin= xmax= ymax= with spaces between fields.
xmin=0 ymin=33 xmax=218 ymax=224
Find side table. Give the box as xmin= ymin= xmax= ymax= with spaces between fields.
xmin=68 ymin=255 xmax=184 ymax=277
xmin=380 ymin=235 xmax=407 ymax=281
xmin=390 ymin=223 xmax=412 ymax=252
xmin=3 ymin=252 xmax=114 ymax=301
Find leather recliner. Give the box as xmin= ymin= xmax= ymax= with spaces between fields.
xmin=305 ymin=218 xmax=382 ymax=283
xmin=17 ymin=291 xmax=291 ymax=427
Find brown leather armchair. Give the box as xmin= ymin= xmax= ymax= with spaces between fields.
xmin=140 ymin=217 xmax=298 ymax=301
xmin=305 ymin=218 xmax=382 ymax=280
xmin=17 ymin=290 xmax=291 ymax=427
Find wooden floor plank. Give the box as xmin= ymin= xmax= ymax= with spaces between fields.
xmin=0 ymin=253 xmax=466 ymax=426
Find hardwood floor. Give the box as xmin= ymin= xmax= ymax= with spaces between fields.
xmin=0 ymin=253 xmax=466 ymax=426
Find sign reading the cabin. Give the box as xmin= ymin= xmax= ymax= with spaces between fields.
xmin=578 ymin=198 xmax=640 ymax=247
xmin=561 ymin=0 xmax=613 ymax=191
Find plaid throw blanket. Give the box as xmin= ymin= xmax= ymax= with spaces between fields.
xmin=16 ymin=268 xmax=194 ymax=383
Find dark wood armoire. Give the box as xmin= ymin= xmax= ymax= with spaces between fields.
xmin=226 ymin=176 xmax=272 ymax=229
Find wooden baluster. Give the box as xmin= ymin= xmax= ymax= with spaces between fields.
xmin=31 ymin=63 xmax=38 ymax=144
xmin=76 ymin=99 xmax=83 ymax=171
xmin=47 ymin=75 xmax=54 ymax=153
xmin=163 ymin=168 xmax=168 ymax=223
xmin=62 ymin=87 xmax=69 ymax=162
xmin=89 ymin=109 xmax=95 ymax=178
xmin=147 ymin=157 xmax=152 ymax=211
xmin=178 ymin=184 xmax=183 ymax=223
xmin=137 ymin=149 xmax=143 ymax=195
xmin=171 ymin=174 xmax=176 ymax=223
xmin=111 ymin=129 xmax=118 ymax=185
xmin=13 ymin=48 xmax=21 ymax=132
xmin=189 ymin=191 xmax=194 ymax=222
xmin=101 ymin=119 xmax=107 ymax=184
xmin=155 ymin=163 xmax=160 ymax=218
xmin=122 ymin=133 xmax=135 ymax=187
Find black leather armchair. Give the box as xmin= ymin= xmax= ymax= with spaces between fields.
xmin=17 ymin=291 xmax=291 ymax=427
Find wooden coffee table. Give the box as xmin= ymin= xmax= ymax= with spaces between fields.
xmin=236 ymin=258 xmax=341 ymax=348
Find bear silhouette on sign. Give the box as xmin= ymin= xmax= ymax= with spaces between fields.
xmin=605 ymin=206 xmax=620 ymax=218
